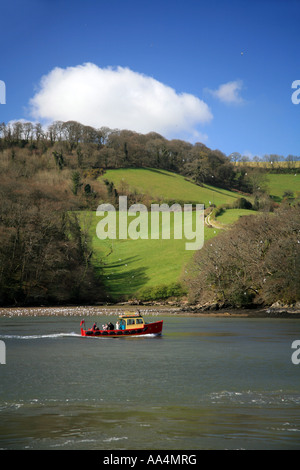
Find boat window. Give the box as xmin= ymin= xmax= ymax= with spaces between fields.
xmin=127 ymin=319 xmax=135 ymax=325
xmin=136 ymin=318 xmax=144 ymax=324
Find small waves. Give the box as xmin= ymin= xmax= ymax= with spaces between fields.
xmin=210 ymin=390 xmax=300 ymax=406
xmin=0 ymin=332 xmax=81 ymax=340
xmin=103 ymin=436 xmax=128 ymax=443
xmin=0 ymin=397 xmax=102 ymax=412
xmin=0 ymin=332 xmax=159 ymax=340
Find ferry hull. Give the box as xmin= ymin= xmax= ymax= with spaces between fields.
xmin=81 ymin=320 xmax=163 ymax=337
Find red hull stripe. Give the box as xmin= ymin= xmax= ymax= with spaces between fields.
xmin=81 ymin=321 xmax=163 ymax=337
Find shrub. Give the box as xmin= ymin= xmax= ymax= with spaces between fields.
xmin=233 ymin=197 xmax=253 ymax=209
xmin=136 ymin=282 xmax=186 ymax=301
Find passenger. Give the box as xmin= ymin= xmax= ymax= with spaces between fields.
xmin=116 ymin=321 xmax=120 ymax=330
xmin=102 ymin=324 xmax=108 ymax=330
xmin=108 ymin=322 xmax=114 ymax=330
xmin=92 ymin=322 xmax=98 ymax=331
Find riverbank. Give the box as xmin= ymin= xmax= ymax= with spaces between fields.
xmin=0 ymin=302 xmax=300 ymax=318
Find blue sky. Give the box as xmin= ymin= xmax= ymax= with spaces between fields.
xmin=0 ymin=0 xmax=299 ymax=158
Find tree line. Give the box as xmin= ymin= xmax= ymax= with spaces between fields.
xmin=2 ymin=119 xmax=298 ymax=195
xmin=230 ymin=151 xmax=300 ymax=169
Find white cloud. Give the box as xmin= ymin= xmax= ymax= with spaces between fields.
xmin=207 ymin=80 xmax=244 ymax=104
xmin=29 ymin=63 xmax=213 ymax=139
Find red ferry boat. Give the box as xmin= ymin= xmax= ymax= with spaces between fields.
xmin=80 ymin=312 xmax=163 ymax=337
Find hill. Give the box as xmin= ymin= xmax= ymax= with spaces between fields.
xmin=93 ymin=168 xmax=300 ymax=302
xmin=266 ymin=173 xmax=300 ymax=201
xmin=0 ymin=120 xmax=298 ymax=306
xmin=101 ymin=168 xmax=240 ymax=207
xmin=84 ymin=167 xmax=250 ymax=301
xmin=86 ymin=211 xmax=220 ymax=302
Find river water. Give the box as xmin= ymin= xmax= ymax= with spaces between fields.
xmin=0 ymin=307 xmax=300 ymax=450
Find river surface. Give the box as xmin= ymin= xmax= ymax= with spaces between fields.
xmin=0 ymin=307 xmax=300 ymax=450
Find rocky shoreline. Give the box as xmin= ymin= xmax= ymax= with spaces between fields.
xmin=115 ymin=298 xmax=300 ymax=318
xmin=0 ymin=300 xmax=300 ymax=318
xmin=176 ymin=300 xmax=300 ymax=318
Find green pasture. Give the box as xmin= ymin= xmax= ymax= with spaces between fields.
xmin=80 ymin=210 xmax=219 ymax=301
xmin=85 ymin=167 xmax=298 ymax=301
xmin=215 ymin=208 xmax=258 ymax=225
xmin=102 ymin=168 xmax=239 ymax=207
xmin=266 ymin=173 xmax=300 ymax=200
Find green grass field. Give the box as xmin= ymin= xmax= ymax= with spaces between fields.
xmin=80 ymin=210 xmax=219 ymax=301
xmin=266 ymin=174 xmax=300 ymax=200
xmin=94 ymin=168 xmax=239 ymax=299
xmin=235 ymin=161 xmax=300 ymax=169
xmin=215 ymin=208 xmax=258 ymax=225
xmin=84 ymin=167 xmax=299 ymax=301
xmin=102 ymin=168 xmax=240 ymax=207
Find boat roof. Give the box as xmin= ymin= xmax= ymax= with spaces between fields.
xmin=119 ymin=312 xmax=143 ymax=319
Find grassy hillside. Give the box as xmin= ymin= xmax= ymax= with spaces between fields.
xmin=266 ymin=173 xmax=300 ymax=201
xmin=92 ymin=168 xmax=239 ymax=300
xmin=86 ymin=168 xmax=298 ymax=302
xmin=215 ymin=208 xmax=258 ymax=226
xmin=83 ymin=211 xmax=220 ymax=301
xmin=102 ymin=168 xmax=240 ymax=207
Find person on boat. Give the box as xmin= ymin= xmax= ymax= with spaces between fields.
xmin=102 ymin=324 xmax=108 ymax=330
xmin=108 ymin=322 xmax=114 ymax=330
xmin=92 ymin=323 xmax=99 ymax=331
xmin=116 ymin=320 xmax=120 ymax=330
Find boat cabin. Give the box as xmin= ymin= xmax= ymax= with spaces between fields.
xmin=80 ymin=311 xmax=163 ymax=337
xmin=118 ymin=313 xmax=145 ymax=330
